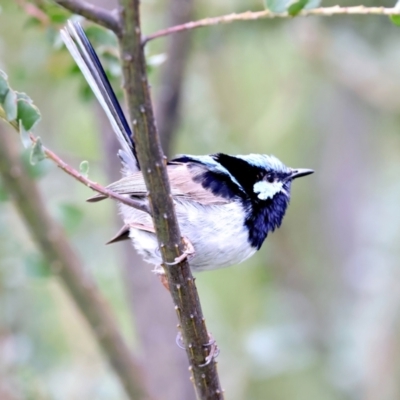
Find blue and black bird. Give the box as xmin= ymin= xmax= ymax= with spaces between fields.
xmin=61 ymin=21 xmax=313 ymax=274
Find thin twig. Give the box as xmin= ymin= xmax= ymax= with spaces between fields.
xmin=118 ymin=0 xmax=224 ymax=398
xmin=144 ymin=6 xmax=400 ymax=43
xmin=0 ymin=127 xmax=151 ymax=400
xmin=54 ymin=0 xmax=121 ymax=34
xmin=0 ymin=111 xmax=148 ymax=213
xmin=28 ymin=135 xmax=151 ymax=214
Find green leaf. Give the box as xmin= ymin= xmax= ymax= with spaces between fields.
xmin=265 ymin=0 xmax=319 ymax=14
xmin=30 ymin=138 xmax=46 ymax=165
xmin=390 ymin=14 xmax=400 ymax=26
xmin=79 ymin=160 xmax=89 ymax=177
xmin=0 ymin=70 xmax=41 ymax=133
xmin=264 ymin=0 xmax=288 ymax=13
xmin=57 ymin=203 xmax=84 ymax=234
xmin=4 ymin=88 xmax=17 ymax=121
xmin=288 ymin=0 xmax=308 ymax=15
xmin=17 ymin=97 xmax=41 ymax=131
xmin=390 ymin=0 xmax=400 ymax=24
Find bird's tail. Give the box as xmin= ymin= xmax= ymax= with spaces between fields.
xmin=60 ymin=20 xmax=140 ymax=173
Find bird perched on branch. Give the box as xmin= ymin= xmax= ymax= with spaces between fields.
xmin=61 ymin=21 xmax=313 ymax=274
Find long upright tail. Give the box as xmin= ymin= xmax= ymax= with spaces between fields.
xmin=60 ymin=20 xmax=140 ymax=173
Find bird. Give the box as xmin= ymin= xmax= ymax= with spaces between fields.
xmin=60 ymin=21 xmax=314 ymax=274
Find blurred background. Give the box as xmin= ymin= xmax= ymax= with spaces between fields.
xmin=1 ymin=0 xmax=400 ymax=399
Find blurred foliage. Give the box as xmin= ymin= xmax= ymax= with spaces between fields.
xmin=0 ymin=70 xmax=41 ymax=132
xmin=2 ymin=0 xmax=400 ymax=400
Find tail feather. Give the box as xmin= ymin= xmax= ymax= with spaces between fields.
xmin=60 ymin=20 xmax=140 ymax=172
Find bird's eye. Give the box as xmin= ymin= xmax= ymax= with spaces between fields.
xmin=266 ymin=174 xmax=274 ymax=183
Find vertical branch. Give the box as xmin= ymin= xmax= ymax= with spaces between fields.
xmin=0 ymin=128 xmax=151 ymax=400
xmin=97 ymin=104 xmax=195 ymax=400
xmin=117 ymin=1 xmax=223 ymax=398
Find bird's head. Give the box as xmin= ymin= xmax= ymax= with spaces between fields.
xmin=210 ymin=153 xmax=313 ymax=202
xmin=239 ymin=154 xmax=314 ymax=201
xmin=208 ymin=153 xmax=313 ymax=249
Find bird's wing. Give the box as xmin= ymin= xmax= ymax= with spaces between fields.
xmin=88 ymin=163 xmax=229 ymax=206
xmin=168 ymin=163 xmax=230 ymax=205
xmin=106 ymin=224 xmax=131 ymax=244
xmin=106 ymin=222 xmax=155 ymax=245
xmin=87 ymin=172 xmax=147 ymax=203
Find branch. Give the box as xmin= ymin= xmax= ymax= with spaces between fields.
xmin=54 ymin=0 xmax=120 ymax=33
xmin=118 ymin=0 xmax=223 ymax=398
xmin=0 ymin=127 xmax=151 ymax=400
xmin=0 ymin=103 xmax=148 ymax=213
xmin=144 ymin=6 xmax=400 ymax=43
xmin=29 ymin=135 xmax=151 ymax=214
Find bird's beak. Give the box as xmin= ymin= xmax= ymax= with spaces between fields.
xmin=289 ymin=168 xmax=314 ymax=180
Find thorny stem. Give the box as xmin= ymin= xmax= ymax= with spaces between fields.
xmin=143 ymin=6 xmax=400 ymax=43
xmin=118 ymin=0 xmax=224 ymax=399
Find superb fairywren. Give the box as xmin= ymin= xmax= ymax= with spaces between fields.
xmin=61 ymin=21 xmax=313 ymax=273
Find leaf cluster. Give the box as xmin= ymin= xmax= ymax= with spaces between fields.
xmin=0 ymin=71 xmax=41 ymax=132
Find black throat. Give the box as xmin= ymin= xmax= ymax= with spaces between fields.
xmin=244 ymin=192 xmax=290 ymax=250
xmin=213 ymin=154 xmax=290 ymax=249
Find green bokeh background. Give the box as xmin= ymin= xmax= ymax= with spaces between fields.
xmin=1 ymin=0 xmax=400 ymax=399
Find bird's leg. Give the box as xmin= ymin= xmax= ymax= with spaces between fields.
xmin=164 ymin=236 xmax=195 ymax=266
xmin=152 ymin=236 xmax=195 ymax=288
xmin=175 ymin=331 xmax=220 ymax=367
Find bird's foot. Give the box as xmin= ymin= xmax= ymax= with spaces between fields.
xmin=199 ymin=334 xmax=220 ymax=367
xmin=164 ymin=236 xmax=195 ymax=266
xmin=175 ymin=332 xmax=219 ymax=367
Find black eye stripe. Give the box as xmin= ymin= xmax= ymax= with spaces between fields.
xmin=213 ymin=153 xmax=266 ymax=197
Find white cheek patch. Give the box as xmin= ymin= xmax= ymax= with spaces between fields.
xmin=253 ymin=180 xmax=284 ymax=200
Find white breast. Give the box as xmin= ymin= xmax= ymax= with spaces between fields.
xmin=119 ymin=200 xmax=256 ymax=272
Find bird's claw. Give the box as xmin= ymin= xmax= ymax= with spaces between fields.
xmin=164 ymin=236 xmax=195 ymax=266
xmin=199 ymin=335 xmax=220 ymax=367
xmin=176 ymin=332 xmax=186 ymax=349
xmin=175 ymin=332 xmax=219 ymax=367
